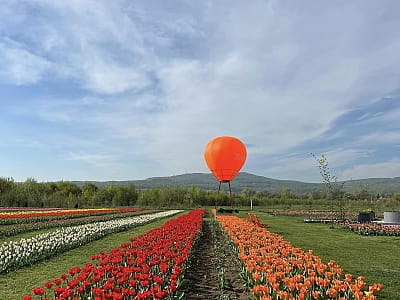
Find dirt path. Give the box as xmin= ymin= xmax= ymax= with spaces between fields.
xmin=181 ymin=215 xmax=252 ymax=299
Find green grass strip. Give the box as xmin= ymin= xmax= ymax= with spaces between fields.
xmin=0 ymin=213 xmax=184 ymax=300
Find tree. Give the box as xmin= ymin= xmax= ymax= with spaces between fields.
xmin=81 ymin=183 xmax=98 ymax=206
xmin=354 ymin=186 xmax=371 ymax=201
xmin=257 ymin=190 xmax=271 ymax=199
xmin=56 ymin=181 xmax=81 ymax=198
xmin=309 ymin=189 xmax=323 ymax=200
xmin=22 ymin=178 xmax=42 ymax=207
xmin=0 ymin=177 xmax=14 ymax=195
xmin=93 ymin=188 xmax=113 ymax=207
xmin=125 ymin=184 xmax=138 ymax=206
xmin=312 ymin=153 xmax=345 ymax=222
xmin=281 ymin=187 xmax=292 ymax=201
xmin=242 ymin=188 xmax=257 ymax=209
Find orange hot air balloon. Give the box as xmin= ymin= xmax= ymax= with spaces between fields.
xmin=204 ymin=136 xmax=247 ymax=182
xmin=204 ymin=136 xmax=247 ymax=207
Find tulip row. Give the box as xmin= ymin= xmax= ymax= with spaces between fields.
xmin=272 ymin=210 xmax=359 ymax=220
xmin=0 ymin=210 xmax=182 ymax=273
xmin=0 ymin=210 xmax=158 ymax=239
xmin=272 ymin=210 xmax=335 ymax=217
xmin=217 ymin=216 xmax=382 ymax=300
xmin=0 ymin=208 xmax=140 ymax=225
xmin=340 ymin=222 xmax=400 ymax=236
xmin=0 ymin=207 xmax=62 ymax=211
xmin=23 ymin=209 xmax=204 ymax=300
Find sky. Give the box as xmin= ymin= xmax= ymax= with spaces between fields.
xmin=0 ymin=0 xmax=399 ymax=183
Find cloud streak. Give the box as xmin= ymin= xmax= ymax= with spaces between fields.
xmin=0 ymin=39 xmax=53 ymax=85
xmin=341 ymin=159 xmax=400 ymax=180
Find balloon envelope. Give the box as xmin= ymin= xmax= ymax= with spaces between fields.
xmin=204 ymin=136 xmax=247 ymax=182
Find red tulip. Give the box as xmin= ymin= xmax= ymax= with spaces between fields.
xmin=32 ymin=287 xmax=45 ymax=296
xmin=23 ymin=210 xmax=205 ymax=300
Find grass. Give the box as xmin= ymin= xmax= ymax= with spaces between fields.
xmin=0 ymin=213 xmax=184 ymax=300
xmin=241 ymin=210 xmax=400 ymax=299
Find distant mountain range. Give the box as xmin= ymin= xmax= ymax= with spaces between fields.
xmin=74 ymin=172 xmax=400 ymax=194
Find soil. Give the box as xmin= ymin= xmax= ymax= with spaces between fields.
xmin=180 ymin=213 xmax=253 ymax=299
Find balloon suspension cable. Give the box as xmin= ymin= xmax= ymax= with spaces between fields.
xmin=217 ymin=181 xmax=233 ymax=208
xmin=216 ymin=181 xmax=222 ymax=208
xmin=228 ymin=181 xmax=233 ymax=208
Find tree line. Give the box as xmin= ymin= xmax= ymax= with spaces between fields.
xmin=0 ymin=177 xmax=399 ymax=209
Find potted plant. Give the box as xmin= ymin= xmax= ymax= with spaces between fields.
xmin=358 ymin=209 xmax=375 ymax=223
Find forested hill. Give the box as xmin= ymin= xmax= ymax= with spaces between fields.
xmin=74 ymin=172 xmax=400 ymax=194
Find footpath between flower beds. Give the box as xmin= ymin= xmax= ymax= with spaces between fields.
xmin=180 ymin=214 xmax=253 ymax=299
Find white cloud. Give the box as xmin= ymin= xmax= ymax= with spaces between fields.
xmin=260 ymin=155 xmax=319 ymax=182
xmin=141 ymin=49 xmax=354 ymax=177
xmin=357 ymin=132 xmax=400 ymax=144
xmin=0 ymin=1 xmax=154 ymax=94
xmin=130 ymin=1 xmax=400 ymax=177
xmin=341 ymin=159 xmax=400 ymax=180
xmin=320 ymin=149 xmax=373 ymax=168
xmin=1 ymin=1 xmax=400 ymax=181
xmin=83 ymin=63 xmax=150 ymax=95
xmin=357 ymin=107 xmax=400 ymax=126
xmin=66 ymin=152 xmax=121 ymax=168
xmin=0 ymin=40 xmax=52 ymax=85
xmin=258 ymin=148 xmax=374 ymax=182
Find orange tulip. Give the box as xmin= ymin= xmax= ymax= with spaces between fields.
xmin=216 ymin=215 xmax=382 ymax=300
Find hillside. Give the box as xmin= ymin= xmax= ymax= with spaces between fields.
xmin=74 ymin=172 xmax=400 ymax=194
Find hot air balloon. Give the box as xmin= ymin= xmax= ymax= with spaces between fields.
xmin=204 ymin=136 xmax=247 ymax=207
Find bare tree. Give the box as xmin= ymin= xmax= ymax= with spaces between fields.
xmin=311 ymin=153 xmax=345 ymax=225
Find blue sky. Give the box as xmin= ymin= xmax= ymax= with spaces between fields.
xmin=0 ymin=0 xmax=399 ymax=183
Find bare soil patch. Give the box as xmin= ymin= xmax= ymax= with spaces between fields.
xmin=180 ymin=214 xmax=252 ymax=299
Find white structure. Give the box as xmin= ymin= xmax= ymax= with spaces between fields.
xmin=383 ymin=211 xmax=400 ymax=225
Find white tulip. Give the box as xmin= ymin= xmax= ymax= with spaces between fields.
xmin=0 ymin=210 xmax=182 ymax=273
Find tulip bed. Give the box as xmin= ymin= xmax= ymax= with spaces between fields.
xmin=271 ymin=210 xmax=337 ymax=218
xmin=22 ymin=209 xmax=204 ymax=300
xmin=0 ymin=208 xmax=140 ymax=225
xmin=0 ymin=210 xmax=181 ymax=273
xmin=339 ymin=222 xmax=400 ymax=236
xmin=217 ymin=216 xmax=382 ymax=300
xmin=272 ymin=210 xmax=360 ymax=221
xmin=0 ymin=209 xmax=157 ymax=239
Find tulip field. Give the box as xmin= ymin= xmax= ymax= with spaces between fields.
xmin=0 ymin=208 xmax=398 ymax=299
